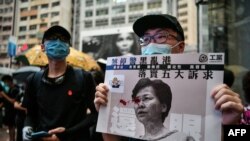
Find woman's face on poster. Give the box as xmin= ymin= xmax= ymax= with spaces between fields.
xmin=116 ymin=33 xmax=134 ymax=55
xmin=133 ymin=86 xmax=163 ymax=124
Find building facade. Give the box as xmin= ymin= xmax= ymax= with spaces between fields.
xmin=79 ymin=0 xmax=197 ymax=58
xmin=81 ymin=0 xmax=169 ymax=31
xmin=0 ymin=0 xmax=15 ymax=67
xmin=79 ymin=0 xmax=176 ymax=60
xmin=206 ymin=0 xmax=250 ymax=103
xmin=0 ymin=0 xmax=72 ymax=67
xmin=72 ymin=0 xmax=81 ymax=49
xmin=16 ymin=0 xmax=72 ymax=48
xmin=177 ymin=0 xmax=197 ymax=52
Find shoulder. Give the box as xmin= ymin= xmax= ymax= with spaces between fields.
xmin=0 ymin=81 xmax=3 ymax=90
xmin=13 ymin=85 xmax=20 ymax=91
xmin=26 ymin=70 xmax=44 ymax=83
xmin=68 ymin=67 xmax=95 ymax=85
xmin=70 ymin=67 xmax=92 ymax=78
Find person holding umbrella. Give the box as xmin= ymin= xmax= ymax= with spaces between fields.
xmin=22 ymin=25 xmax=97 ymax=141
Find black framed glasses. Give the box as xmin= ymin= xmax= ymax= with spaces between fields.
xmin=139 ymin=32 xmax=179 ymax=46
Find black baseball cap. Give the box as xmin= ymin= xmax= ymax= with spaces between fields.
xmin=42 ymin=25 xmax=71 ymax=45
xmin=133 ymin=14 xmax=184 ymax=41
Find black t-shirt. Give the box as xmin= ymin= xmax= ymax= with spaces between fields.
xmin=4 ymin=85 xmax=19 ymax=111
xmin=23 ymin=66 xmax=97 ymax=141
xmin=0 ymin=83 xmax=3 ymax=91
xmin=15 ymin=87 xmax=26 ymax=118
xmin=0 ymin=84 xmax=4 ymax=107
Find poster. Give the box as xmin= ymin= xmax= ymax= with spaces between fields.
xmin=96 ymin=53 xmax=224 ymax=141
xmin=81 ymin=32 xmax=140 ymax=59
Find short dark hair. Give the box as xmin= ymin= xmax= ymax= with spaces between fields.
xmin=131 ymin=78 xmax=172 ymax=122
xmin=1 ymin=75 xmax=13 ymax=82
xmin=223 ymin=68 xmax=235 ymax=87
xmin=42 ymin=25 xmax=71 ymax=45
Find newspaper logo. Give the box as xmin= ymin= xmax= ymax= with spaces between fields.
xmin=199 ymin=54 xmax=208 ymax=63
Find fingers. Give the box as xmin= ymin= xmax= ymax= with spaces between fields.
xmin=94 ymin=83 xmax=109 ymax=111
xmin=211 ymin=84 xmax=229 ymax=98
xmin=214 ymin=90 xmax=240 ymax=109
xmin=211 ymin=84 xmax=243 ymax=112
xmin=220 ymin=101 xmax=244 ymax=113
xmin=48 ymin=127 xmax=65 ymax=134
xmin=96 ymin=83 xmax=109 ymax=93
xmin=42 ymin=134 xmax=59 ymax=141
xmin=211 ymin=84 xmax=244 ymax=124
xmin=41 ymin=128 xmax=64 ymax=141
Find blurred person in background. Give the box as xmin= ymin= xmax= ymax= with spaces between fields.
xmin=14 ymin=83 xmax=27 ymax=141
xmin=241 ymin=71 xmax=250 ymax=124
xmin=1 ymin=75 xmax=18 ymax=141
xmin=0 ymin=81 xmax=6 ymax=129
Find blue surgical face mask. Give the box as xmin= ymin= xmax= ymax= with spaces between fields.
xmin=141 ymin=42 xmax=180 ymax=55
xmin=44 ymin=40 xmax=70 ymax=60
xmin=0 ymin=81 xmax=9 ymax=93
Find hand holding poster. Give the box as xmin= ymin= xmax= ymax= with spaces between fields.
xmin=96 ymin=53 xmax=224 ymax=141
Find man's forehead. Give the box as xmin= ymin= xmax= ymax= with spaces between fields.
xmin=143 ymin=28 xmax=176 ymax=35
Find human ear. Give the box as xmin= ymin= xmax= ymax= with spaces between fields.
xmin=41 ymin=44 xmax=45 ymax=52
xmin=178 ymin=41 xmax=185 ymax=53
xmin=161 ymin=104 xmax=167 ymax=113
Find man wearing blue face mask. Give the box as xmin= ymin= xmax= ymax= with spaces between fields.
xmin=22 ymin=25 xmax=98 ymax=141
xmin=136 ymin=14 xmax=185 ymax=55
xmin=94 ymin=14 xmax=243 ymax=141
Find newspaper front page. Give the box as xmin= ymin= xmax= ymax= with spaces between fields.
xmin=96 ymin=53 xmax=224 ymax=141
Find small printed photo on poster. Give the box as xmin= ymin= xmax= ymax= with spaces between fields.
xmin=108 ymin=75 xmax=124 ymax=93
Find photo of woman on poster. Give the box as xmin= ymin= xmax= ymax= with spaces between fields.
xmin=131 ymin=78 xmax=194 ymax=141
